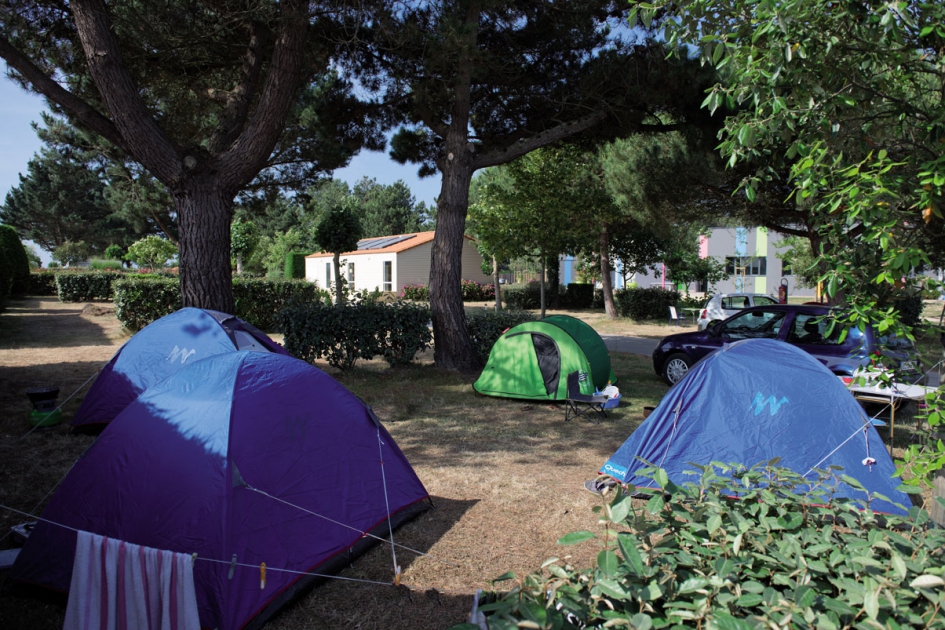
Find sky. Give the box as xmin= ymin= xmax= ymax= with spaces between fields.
xmin=0 ymin=62 xmax=443 ymax=260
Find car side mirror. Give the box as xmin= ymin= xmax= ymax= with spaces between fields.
xmin=707 ymin=321 xmax=721 ymax=336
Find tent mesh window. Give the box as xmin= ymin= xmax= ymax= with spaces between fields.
xmin=531 ymin=334 xmax=560 ymax=396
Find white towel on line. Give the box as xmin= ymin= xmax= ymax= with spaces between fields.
xmin=64 ymin=530 xmax=200 ymax=630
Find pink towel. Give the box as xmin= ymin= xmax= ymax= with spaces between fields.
xmin=64 ymin=530 xmax=200 ymax=630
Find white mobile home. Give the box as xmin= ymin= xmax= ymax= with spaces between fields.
xmin=305 ymin=231 xmax=491 ymax=293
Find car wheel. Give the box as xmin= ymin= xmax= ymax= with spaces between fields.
xmin=663 ymin=353 xmax=693 ymax=386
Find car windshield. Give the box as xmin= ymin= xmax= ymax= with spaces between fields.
xmin=718 ymin=309 xmax=786 ymax=340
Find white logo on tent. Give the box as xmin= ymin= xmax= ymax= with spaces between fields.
xmin=751 ymin=392 xmax=789 ymax=416
xmin=167 ymin=346 xmax=197 ymax=364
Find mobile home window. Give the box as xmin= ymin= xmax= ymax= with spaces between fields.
xmin=383 ymin=261 xmax=392 ymax=292
xmin=347 ymin=262 xmax=355 ymax=284
xmin=325 ymin=263 xmax=331 ymax=288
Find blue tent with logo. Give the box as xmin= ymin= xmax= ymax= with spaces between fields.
xmin=72 ymin=308 xmax=288 ymax=431
xmin=600 ymin=338 xmax=910 ymax=515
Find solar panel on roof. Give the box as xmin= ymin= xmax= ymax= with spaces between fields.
xmin=356 ymin=234 xmax=417 ymax=250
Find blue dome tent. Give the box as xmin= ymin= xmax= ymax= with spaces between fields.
xmin=600 ymin=338 xmax=910 ymax=515
xmin=72 ymin=307 xmax=287 ymax=431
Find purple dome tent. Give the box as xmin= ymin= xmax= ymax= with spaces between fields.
xmin=12 ymin=352 xmax=430 ymax=629
xmin=72 ymin=307 xmax=287 ymax=431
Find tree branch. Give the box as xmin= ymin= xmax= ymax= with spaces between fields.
xmin=0 ymin=34 xmax=127 ymax=153
xmin=70 ymin=0 xmax=182 ymax=185
xmin=472 ymin=111 xmax=608 ymax=170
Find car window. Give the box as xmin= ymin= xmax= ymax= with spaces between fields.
xmin=753 ymin=296 xmax=778 ymax=306
xmin=719 ymin=309 xmax=786 ymax=340
xmin=722 ymin=296 xmax=749 ymax=310
xmin=787 ymin=313 xmax=844 ymax=345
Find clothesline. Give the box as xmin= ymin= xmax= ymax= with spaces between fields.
xmin=0 ymin=502 xmax=408 ymax=588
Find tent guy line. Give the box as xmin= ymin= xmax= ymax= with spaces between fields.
xmin=0 ymin=503 xmax=404 ymax=588
xmin=376 ymin=427 xmax=402 ymax=585
xmin=240 ymin=483 xmax=462 ymax=569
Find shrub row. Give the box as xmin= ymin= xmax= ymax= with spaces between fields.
xmin=281 ymin=301 xmax=432 ymax=370
xmin=401 ymin=284 xmax=429 ymax=301
xmin=503 ymin=282 xmax=595 ymax=310
xmin=283 ymin=252 xmax=307 ymax=279
xmin=401 ymin=281 xmax=498 ymax=303
xmin=57 ymin=271 xmax=124 ymax=302
xmin=113 ymin=277 xmax=324 ymax=332
xmin=29 ymin=271 xmax=59 ymax=296
xmin=462 ymin=280 xmax=495 ymax=302
xmin=0 ymin=225 xmax=31 ymax=299
xmin=467 ymin=309 xmax=536 ymax=362
xmin=464 ymin=463 xmax=944 ymax=630
xmin=614 ymin=286 xmax=681 ymax=321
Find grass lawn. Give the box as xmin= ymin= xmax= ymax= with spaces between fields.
xmin=0 ymin=297 xmax=669 ymax=629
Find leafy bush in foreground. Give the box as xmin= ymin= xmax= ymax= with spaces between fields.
xmin=455 ymin=463 xmax=945 ymax=630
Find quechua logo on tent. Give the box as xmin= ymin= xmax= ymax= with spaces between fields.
xmin=751 ymin=392 xmax=789 ymax=416
xmin=166 ymin=345 xmax=197 ymax=364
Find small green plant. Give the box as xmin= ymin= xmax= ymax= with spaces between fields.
xmin=458 ymin=462 xmax=945 ymax=630
xmin=124 ymin=235 xmax=178 ymax=269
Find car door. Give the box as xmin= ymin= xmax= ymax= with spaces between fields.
xmin=719 ymin=295 xmax=751 ymax=320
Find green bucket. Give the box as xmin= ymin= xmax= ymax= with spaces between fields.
xmin=29 ymin=408 xmax=62 ymax=428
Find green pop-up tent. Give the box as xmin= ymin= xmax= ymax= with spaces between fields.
xmin=473 ymin=314 xmax=616 ymax=401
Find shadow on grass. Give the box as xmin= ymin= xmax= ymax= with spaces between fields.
xmin=330 ymin=351 xmax=669 ymax=467
xmin=0 ymin=298 xmax=118 ymax=349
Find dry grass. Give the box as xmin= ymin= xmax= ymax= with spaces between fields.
xmin=0 ymin=297 xmax=668 ymax=630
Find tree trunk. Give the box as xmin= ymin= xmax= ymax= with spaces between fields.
xmin=333 ymin=252 xmax=343 ymax=305
xmin=430 ymin=157 xmax=481 ymax=372
xmin=492 ymin=255 xmax=502 ymax=311
xmin=539 ymin=255 xmax=547 ymax=318
xmin=600 ymin=226 xmax=617 ymax=320
xmin=173 ymin=180 xmax=235 ymax=313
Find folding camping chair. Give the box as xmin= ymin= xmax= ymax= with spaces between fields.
xmin=564 ymin=371 xmax=609 ymax=423
xmin=668 ymin=306 xmax=684 ymax=326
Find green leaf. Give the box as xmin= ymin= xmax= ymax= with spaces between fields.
xmin=595 ymin=578 xmax=631 ymax=600
xmin=713 ymin=613 xmax=756 ymax=630
xmin=558 ymin=531 xmax=596 ymax=546
xmin=647 ymin=494 xmax=665 ymax=513
xmin=910 ymin=575 xmax=945 ymax=589
xmin=617 ymin=533 xmax=646 ymax=577
xmin=598 ymin=549 xmax=619 ymax=578
xmin=707 ymin=514 xmax=722 ymax=535
xmin=654 ymin=468 xmax=669 ymax=488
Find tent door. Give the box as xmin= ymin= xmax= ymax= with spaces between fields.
xmin=530 ymin=333 xmax=560 ymax=396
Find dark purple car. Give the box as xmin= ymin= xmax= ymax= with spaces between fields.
xmin=652 ymin=304 xmax=922 ymax=386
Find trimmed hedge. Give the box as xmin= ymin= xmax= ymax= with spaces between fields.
xmin=281 ymin=301 xmax=432 ymax=370
xmin=561 ymin=283 xmax=594 ymax=309
xmin=503 ymin=282 xmax=543 ymax=310
xmin=0 ymin=240 xmax=10 ymax=300
xmin=113 ymin=277 xmax=183 ymax=331
xmin=614 ymin=286 xmax=682 ymax=321
xmin=283 ymin=252 xmax=307 ymax=279
xmin=0 ymin=225 xmax=30 ymax=295
xmin=468 ymin=309 xmax=536 ymax=362
xmin=113 ymin=276 xmax=324 ymax=332
xmin=29 ymin=271 xmax=58 ymax=296
xmin=57 ymin=271 xmax=124 ymax=302
xmin=233 ymin=278 xmax=323 ymax=331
